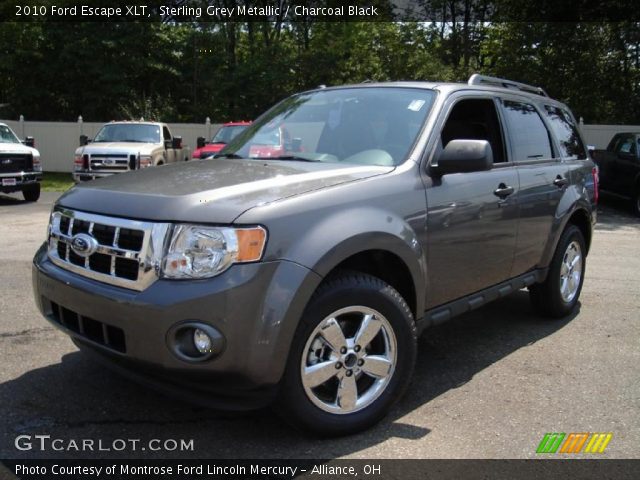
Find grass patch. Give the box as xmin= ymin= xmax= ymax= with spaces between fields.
xmin=42 ymin=172 xmax=74 ymax=192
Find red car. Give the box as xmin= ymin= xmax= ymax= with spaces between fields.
xmin=193 ymin=121 xmax=251 ymax=159
xmin=248 ymin=126 xmax=294 ymax=158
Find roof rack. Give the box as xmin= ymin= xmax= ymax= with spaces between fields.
xmin=468 ymin=74 xmax=548 ymax=97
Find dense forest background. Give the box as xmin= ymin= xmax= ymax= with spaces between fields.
xmin=1 ymin=1 xmax=639 ymax=124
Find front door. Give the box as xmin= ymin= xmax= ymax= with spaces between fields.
xmin=425 ymin=95 xmax=519 ymax=308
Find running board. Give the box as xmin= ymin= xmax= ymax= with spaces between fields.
xmin=417 ymin=269 xmax=548 ymax=333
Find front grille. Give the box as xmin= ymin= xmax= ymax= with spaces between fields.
xmin=48 ymin=208 xmax=169 ymax=291
xmin=0 ymin=153 xmax=33 ymax=173
xmin=90 ymin=154 xmax=129 ymax=172
xmin=47 ymin=299 xmax=126 ymax=353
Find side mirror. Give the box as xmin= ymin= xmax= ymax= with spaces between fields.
xmin=292 ymin=137 xmax=302 ymax=152
xmin=172 ymin=136 xmax=182 ymax=149
xmin=23 ymin=136 xmax=35 ymax=148
xmin=79 ymin=135 xmax=89 ymax=146
xmin=432 ymin=139 xmax=493 ymax=175
xmin=196 ymin=136 xmax=206 ymax=149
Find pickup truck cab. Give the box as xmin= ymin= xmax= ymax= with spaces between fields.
xmin=193 ymin=122 xmax=251 ymax=159
xmin=0 ymin=122 xmax=42 ymax=201
xmin=73 ymin=121 xmax=191 ymax=182
xmin=33 ymin=75 xmax=597 ymax=435
xmin=591 ymin=132 xmax=640 ymax=215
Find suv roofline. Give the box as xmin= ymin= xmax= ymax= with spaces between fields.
xmin=302 ymin=74 xmax=562 ymax=103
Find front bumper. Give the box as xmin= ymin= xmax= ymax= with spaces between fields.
xmin=73 ymin=170 xmax=123 ymax=182
xmin=32 ymin=244 xmax=322 ymax=409
xmin=0 ymin=171 xmax=41 ymax=193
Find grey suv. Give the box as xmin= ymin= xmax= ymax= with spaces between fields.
xmin=32 ymin=75 xmax=597 ymax=435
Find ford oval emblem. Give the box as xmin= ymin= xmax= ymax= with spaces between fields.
xmin=70 ymin=233 xmax=98 ymax=258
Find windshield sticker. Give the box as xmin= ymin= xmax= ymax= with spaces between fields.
xmin=407 ymin=99 xmax=426 ymax=112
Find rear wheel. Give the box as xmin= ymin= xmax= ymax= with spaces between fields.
xmin=22 ymin=183 xmax=40 ymax=202
xmin=530 ymin=225 xmax=586 ymax=318
xmin=278 ymin=272 xmax=417 ymax=436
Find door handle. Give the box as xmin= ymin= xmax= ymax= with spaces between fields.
xmin=493 ymin=183 xmax=514 ymax=199
xmin=553 ymin=176 xmax=569 ymax=188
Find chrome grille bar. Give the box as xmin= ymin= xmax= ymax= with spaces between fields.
xmin=47 ymin=208 xmax=170 ymax=291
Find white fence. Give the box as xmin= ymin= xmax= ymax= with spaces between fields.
xmin=1 ymin=118 xmax=222 ymax=172
xmin=1 ymin=117 xmax=636 ymax=173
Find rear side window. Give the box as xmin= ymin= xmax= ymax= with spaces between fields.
xmin=544 ymin=106 xmax=587 ymax=159
xmin=502 ymin=100 xmax=553 ymax=161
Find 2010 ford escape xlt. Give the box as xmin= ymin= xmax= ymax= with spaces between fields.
xmin=32 ymin=75 xmax=597 ymax=435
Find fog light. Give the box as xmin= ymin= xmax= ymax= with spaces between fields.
xmin=193 ymin=328 xmax=212 ymax=354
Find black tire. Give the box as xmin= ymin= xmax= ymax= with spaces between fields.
xmin=277 ymin=271 xmax=417 ymax=436
xmin=529 ymin=225 xmax=586 ymax=318
xmin=632 ymin=188 xmax=640 ymax=217
xmin=22 ymin=183 xmax=40 ymax=202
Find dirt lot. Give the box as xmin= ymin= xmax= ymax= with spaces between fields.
xmin=0 ymin=191 xmax=638 ymax=459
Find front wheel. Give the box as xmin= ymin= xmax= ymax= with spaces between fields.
xmin=530 ymin=225 xmax=586 ymax=318
xmin=22 ymin=183 xmax=40 ymax=202
xmin=277 ymin=272 xmax=417 ymax=436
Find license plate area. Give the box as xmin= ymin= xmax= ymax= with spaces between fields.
xmin=2 ymin=178 xmax=17 ymax=186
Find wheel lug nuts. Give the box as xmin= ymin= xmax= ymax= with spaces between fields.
xmin=354 ymin=345 xmax=361 ymax=352
xmin=340 ymin=347 xmax=347 ymax=354
xmin=346 ymin=370 xmax=353 ymax=377
xmin=357 ymin=359 xmax=364 ymax=366
xmin=335 ymin=362 xmax=342 ymax=369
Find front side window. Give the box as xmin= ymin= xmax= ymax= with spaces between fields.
xmin=93 ymin=124 xmax=161 ymax=144
xmin=502 ymin=100 xmax=553 ymax=161
xmin=0 ymin=125 xmax=21 ymax=144
xmin=221 ymin=87 xmax=436 ymax=166
xmin=544 ymin=106 xmax=587 ymax=159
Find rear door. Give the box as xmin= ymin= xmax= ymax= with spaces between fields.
xmin=163 ymin=125 xmax=177 ymax=164
xmin=425 ymin=93 xmax=520 ymax=308
xmin=500 ymin=97 xmax=577 ymax=275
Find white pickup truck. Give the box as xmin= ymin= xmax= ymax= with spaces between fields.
xmin=73 ymin=121 xmax=191 ymax=182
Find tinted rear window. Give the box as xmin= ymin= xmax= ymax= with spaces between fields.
xmin=544 ymin=106 xmax=587 ymax=160
xmin=502 ymin=100 xmax=553 ymax=161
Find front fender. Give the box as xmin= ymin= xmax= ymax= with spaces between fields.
xmin=265 ymin=206 xmax=426 ymax=316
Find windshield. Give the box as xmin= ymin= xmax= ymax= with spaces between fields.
xmin=222 ymin=87 xmax=436 ymax=165
xmin=0 ymin=125 xmax=21 ymax=144
xmin=93 ymin=124 xmax=161 ymax=143
xmin=211 ymin=125 xmax=248 ymax=144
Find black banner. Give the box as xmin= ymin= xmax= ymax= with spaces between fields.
xmin=2 ymin=459 xmax=640 ymax=480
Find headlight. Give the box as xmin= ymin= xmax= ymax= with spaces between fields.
xmin=33 ymin=154 xmax=42 ymax=171
xmin=161 ymin=225 xmax=267 ymax=279
xmin=139 ymin=155 xmax=153 ymax=168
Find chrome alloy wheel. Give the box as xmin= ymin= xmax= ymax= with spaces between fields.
xmin=300 ymin=306 xmax=397 ymax=415
xmin=559 ymin=240 xmax=583 ymax=303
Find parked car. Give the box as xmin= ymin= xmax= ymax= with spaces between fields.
xmin=33 ymin=75 xmax=597 ymax=435
xmin=0 ymin=122 xmax=42 ymax=201
xmin=590 ymin=132 xmax=640 ymax=216
xmin=193 ymin=122 xmax=251 ymax=159
xmin=73 ymin=121 xmax=191 ymax=182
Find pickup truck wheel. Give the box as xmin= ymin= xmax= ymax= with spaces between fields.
xmin=278 ymin=272 xmax=416 ymax=436
xmin=633 ymin=188 xmax=640 ymax=217
xmin=529 ymin=225 xmax=586 ymax=318
xmin=22 ymin=184 xmax=40 ymax=202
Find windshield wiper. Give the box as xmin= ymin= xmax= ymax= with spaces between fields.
xmin=258 ymin=155 xmax=321 ymax=162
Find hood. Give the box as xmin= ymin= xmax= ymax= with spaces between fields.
xmin=57 ymin=158 xmax=393 ymax=223
xmin=77 ymin=142 xmax=158 ymax=155
xmin=192 ymin=143 xmax=225 ymax=158
xmin=0 ymin=142 xmax=39 ymax=156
